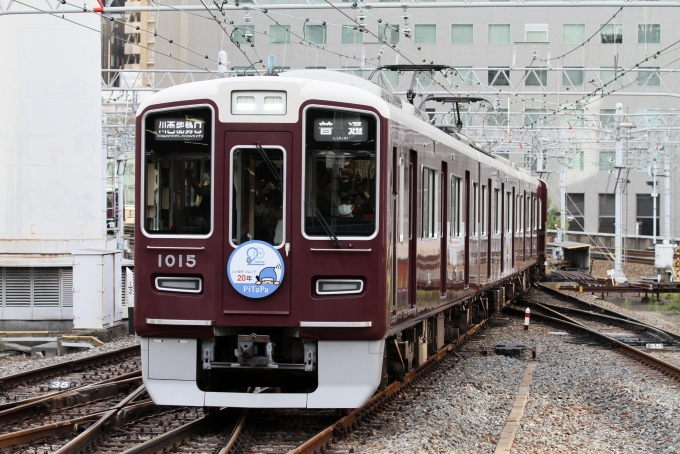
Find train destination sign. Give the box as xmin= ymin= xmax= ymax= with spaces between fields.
xmin=154 ymin=118 xmax=204 ymax=141
xmin=313 ymin=118 xmax=368 ymax=142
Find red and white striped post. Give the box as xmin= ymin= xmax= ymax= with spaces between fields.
xmin=524 ymin=308 xmax=530 ymax=331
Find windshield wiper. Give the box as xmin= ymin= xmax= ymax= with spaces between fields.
xmin=315 ymin=208 xmax=342 ymax=249
xmin=253 ymin=141 xmax=281 ymax=181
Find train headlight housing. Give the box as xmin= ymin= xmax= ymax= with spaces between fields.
xmin=155 ymin=277 xmax=202 ymax=294
xmin=316 ymin=279 xmax=363 ymax=295
xmin=231 ymin=91 xmax=287 ymax=115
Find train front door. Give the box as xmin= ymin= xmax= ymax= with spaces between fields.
xmin=222 ymin=132 xmax=293 ymax=315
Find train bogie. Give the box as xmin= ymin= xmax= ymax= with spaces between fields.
xmin=135 ymin=70 xmax=546 ymax=409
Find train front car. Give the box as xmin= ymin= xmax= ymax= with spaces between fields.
xmin=134 ymin=73 xmax=389 ymax=409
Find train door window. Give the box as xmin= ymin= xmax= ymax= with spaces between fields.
xmin=505 ymin=191 xmax=512 ymax=233
xmin=450 ymin=175 xmax=462 ymax=237
xmin=516 ymin=194 xmax=522 ymax=232
xmin=471 ymin=182 xmax=478 ymax=237
xmin=303 ymin=108 xmax=377 ymax=239
xmin=231 ymin=146 xmax=285 ymax=247
xmin=421 ymin=167 xmax=437 ymax=239
xmin=526 ymin=195 xmax=531 ymax=232
xmin=480 ymin=185 xmax=487 ymax=236
xmin=142 ymin=106 xmax=213 ymax=236
xmin=493 ymin=188 xmax=500 ymax=234
xmin=398 ymin=154 xmax=405 ymax=243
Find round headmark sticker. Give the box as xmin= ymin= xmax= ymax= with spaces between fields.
xmin=227 ymin=240 xmax=285 ymax=299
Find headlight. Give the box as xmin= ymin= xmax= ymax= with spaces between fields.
xmin=155 ymin=277 xmax=202 ymax=294
xmin=316 ymin=279 xmax=363 ymax=295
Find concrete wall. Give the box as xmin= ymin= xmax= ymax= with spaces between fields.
xmin=0 ymin=0 xmax=105 ymax=255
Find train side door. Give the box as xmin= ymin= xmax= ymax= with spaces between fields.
xmin=464 ymin=170 xmax=470 ymax=289
xmin=408 ymin=150 xmax=418 ymax=311
xmin=222 ymin=132 xmax=293 ymax=315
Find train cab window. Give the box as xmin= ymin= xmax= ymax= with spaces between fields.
xmin=304 ymin=108 xmax=377 ymax=238
xmin=143 ymin=107 xmax=213 ymax=236
xmin=471 ymin=182 xmax=478 ymax=237
xmin=422 ymin=167 xmax=437 ymax=239
xmin=450 ymin=176 xmax=463 ymax=237
xmin=231 ymin=146 xmax=285 ymax=247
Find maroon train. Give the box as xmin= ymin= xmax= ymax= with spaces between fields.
xmin=134 ymin=70 xmax=546 ymax=409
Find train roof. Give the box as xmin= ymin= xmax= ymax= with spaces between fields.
xmin=137 ymin=70 xmax=535 ymax=185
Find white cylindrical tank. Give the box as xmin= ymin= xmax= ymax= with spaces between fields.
xmin=0 ymin=1 xmax=104 ymax=255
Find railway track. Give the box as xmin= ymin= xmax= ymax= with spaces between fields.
xmin=0 ymin=345 xmax=141 ymax=408
xmin=514 ymin=285 xmax=680 ymax=381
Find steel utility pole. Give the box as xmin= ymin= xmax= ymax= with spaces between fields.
xmin=612 ymin=103 xmax=630 ymax=284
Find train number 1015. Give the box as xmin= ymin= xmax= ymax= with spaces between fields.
xmin=158 ymin=254 xmax=196 ymax=268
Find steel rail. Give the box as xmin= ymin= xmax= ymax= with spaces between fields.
xmin=0 ymin=369 xmax=141 ymax=413
xmin=505 ymin=306 xmax=680 ymax=380
xmin=54 ymin=383 xmax=148 ymax=454
xmin=0 ymin=373 xmax=142 ymax=426
xmin=536 ymin=283 xmax=680 ymax=342
xmin=0 ymin=399 xmax=155 ymax=450
xmin=0 ymin=344 xmax=140 ymax=389
xmin=289 ymin=317 xmax=491 ymax=454
xmin=218 ymin=410 xmax=248 ymax=454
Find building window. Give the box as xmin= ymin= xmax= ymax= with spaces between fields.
xmin=525 ymin=24 xmax=548 ymax=42
xmin=638 ymin=67 xmax=660 ymax=87
xmin=489 ymin=24 xmax=510 ymax=44
xmin=525 ymin=67 xmax=547 ymax=86
xmin=422 ymin=167 xmax=437 ymax=239
xmin=417 ymin=71 xmax=436 ymax=87
xmin=600 ymin=67 xmax=623 ymax=87
xmin=415 ymin=24 xmax=437 ymax=44
xmin=599 ymin=150 xmax=615 ymax=172
xmin=451 ymin=24 xmax=473 ymax=44
xmin=567 ymin=150 xmax=584 ymax=172
xmin=494 ymin=151 xmax=510 ymax=160
xmin=524 ymin=109 xmax=548 ymax=126
xmin=342 ymin=66 xmax=362 ymax=77
xmin=600 ymin=108 xmax=616 ymax=127
xmin=305 ymin=24 xmax=327 ymax=44
xmin=487 ymin=109 xmax=508 ymax=127
xmin=379 ymin=24 xmax=399 ymax=44
xmin=488 ymin=67 xmax=510 ymax=86
xmin=341 ymin=25 xmax=363 ymax=44
xmin=233 ymin=25 xmax=255 ymax=44
xmin=379 ymin=70 xmax=400 ymax=88
xmin=566 ymin=193 xmax=585 ymax=231
xmin=451 ymin=66 xmax=473 ymax=87
xmin=638 ymin=24 xmax=660 ymax=44
xmin=598 ymin=194 xmax=615 ymax=233
xmin=562 ymin=67 xmax=584 ymax=86
xmin=563 ymin=24 xmax=585 ymax=44
xmin=562 ymin=109 xmax=584 ymax=128
xmin=305 ymin=66 xmax=326 ymax=69
xmin=601 ymin=24 xmax=622 ymax=44
xmin=636 ymin=194 xmax=659 ymax=236
xmin=269 ymin=25 xmax=291 ymax=44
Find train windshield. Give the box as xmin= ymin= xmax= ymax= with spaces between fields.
xmin=304 ymin=108 xmax=377 ymax=238
xmin=143 ymin=107 xmax=213 ymax=235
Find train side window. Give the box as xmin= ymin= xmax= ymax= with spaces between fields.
xmin=472 ymin=182 xmax=478 ymax=237
xmin=450 ymin=175 xmax=462 ymax=237
xmin=505 ymin=191 xmax=512 ymax=233
xmin=537 ymin=198 xmax=542 ymax=229
xmin=480 ymin=185 xmax=487 ymax=237
xmin=532 ymin=197 xmax=537 ymax=230
xmin=231 ymin=146 xmax=285 ymax=247
xmin=142 ymin=106 xmax=213 ymax=236
xmin=421 ymin=167 xmax=437 ymax=239
xmin=493 ymin=188 xmax=500 ymax=234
